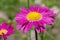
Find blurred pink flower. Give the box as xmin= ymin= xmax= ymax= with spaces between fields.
xmin=0 ymin=22 xmax=14 ymax=40
xmin=15 ymin=5 xmax=56 ymax=34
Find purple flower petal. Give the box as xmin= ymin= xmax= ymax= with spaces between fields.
xmin=22 ymin=22 xmax=33 ymax=34
xmin=20 ymin=8 xmax=29 ymax=13
xmin=15 ymin=5 xmax=56 ymax=34
xmin=15 ymin=13 xmax=28 ymax=24
xmin=1 ymin=22 xmax=8 ymax=29
xmin=0 ymin=22 xmax=14 ymax=37
xmin=3 ymin=35 xmax=7 ymax=40
xmin=33 ymin=22 xmax=46 ymax=33
xmin=0 ymin=35 xmax=2 ymax=39
xmin=43 ymin=17 xmax=54 ymax=25
xmin=30 ymin=6 xmax=38 ymax=11
xmin=40 ymin=6 xmax=49 ymax=12
xmin=37 ymin=5 xmax=41 ymax=12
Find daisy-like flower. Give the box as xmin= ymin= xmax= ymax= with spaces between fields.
xmin=0 ymin=22 xmax=14 ymax=40
xmin=15 ymin=5 xmax=56 ymax=34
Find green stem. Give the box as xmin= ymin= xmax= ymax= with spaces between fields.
xmin=41 ymin=32 xmax=46 ymax=40
xmin=28 ymin=0 xmax=30 ymax=8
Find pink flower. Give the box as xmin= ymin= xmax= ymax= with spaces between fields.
xmin=15 ymin=5 xmax=56 ymax=34
xmin=0 ymin=22 xmax=14 ymax=40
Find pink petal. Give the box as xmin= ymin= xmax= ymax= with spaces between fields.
xmin=3 ymin=36 xmax=7 ymax=40
xmin=42 ymin=17 xmax=54 ymax=25
xmin=1 ymin=22 xmax=8 ymax=29
xmin=23 ymin=22 xmax=33 ymax=34
xmin=33 ymin=22 xmax=41 ymax=33
xmin=20 ymin=8 xmax=29 ymax=13
xmin=7 ymin=24 xmax=14 ymax=35
xmin=17 ymin=25 xmax=25 ymax=31
xmin=16 ymin=25 xmax=21 ymax=30
xmin=0 ymin=35 xmax=2 ymax=39
xmin=15 ymin=13 xmax=28 ymax=24
xmin=37 ymin=5 xmax=41 ymax=12
xmin=47 ymin=11 xmax=56 ymax=19
xmin=41 ymin=10 xmax=56 ymax=19
xmin=33 ymin=21 xmax=46 ymax=33
xmin=40 ymin=6 xmax=49 ymax=12
xmin=30 ymin=6 xmax=38 ymax=11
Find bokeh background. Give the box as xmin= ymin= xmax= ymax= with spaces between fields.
xmin=0 ymin=0 xmax=60 ymax=40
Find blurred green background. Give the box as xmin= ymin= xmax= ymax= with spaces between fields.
xmin=0 ymin=0 xmax=60 ymax=40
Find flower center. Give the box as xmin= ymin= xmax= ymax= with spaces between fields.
xmin=27 ymin=12 xmax=42 ymax=21
xmin=0 ymin=29 xmax=7 ymax=35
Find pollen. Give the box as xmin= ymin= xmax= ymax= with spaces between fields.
xmin=27 ymin=12 xmax=42 ymax=21
xmin=0 ymin=29 xmax=7 ymax=35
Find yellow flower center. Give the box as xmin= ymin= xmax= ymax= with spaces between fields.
xmin=0 ymin=29 xmax=7 ymax=35
xmin=27 ymin=12 xmax=42 ymax=21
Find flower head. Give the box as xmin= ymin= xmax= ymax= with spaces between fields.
xmin=15 ymin=5 xmax=56 ymax=34
xmin=0 ymin=22 xmax=14 ymax=40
